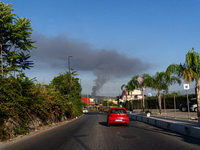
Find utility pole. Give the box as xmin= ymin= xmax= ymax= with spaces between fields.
xmin=107 ymin=96 xmax=108 ymax=107
xmin=87 ymin=94 xmax=88 ymax=106
xmin=80 ymin=79 xmax=82 ymax=96
xmin=68 ymin=56 xmax=72 ymax=102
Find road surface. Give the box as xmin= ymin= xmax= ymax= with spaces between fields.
xmin=1 ymin=112 xmax=200 ymax=150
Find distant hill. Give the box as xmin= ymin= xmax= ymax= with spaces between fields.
xmin=81 ymin=94 xmax=116 ymax=100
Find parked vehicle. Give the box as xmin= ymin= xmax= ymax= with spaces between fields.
xmin=190 ymin=104 xmax=198 ymax=112
xmin=82 ymin=108 xmax=88 ymax=113
xmin=107 ymin=107 xmax=129 ymax=127
xmin=179 ymin=98 xmax=197 ymax=112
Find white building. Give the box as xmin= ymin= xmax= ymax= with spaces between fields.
xmin=119 ymin=89 xmax=143 ymax=102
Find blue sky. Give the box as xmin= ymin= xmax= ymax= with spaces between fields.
xmin=2 ymin=0 xmax=200 ymax=96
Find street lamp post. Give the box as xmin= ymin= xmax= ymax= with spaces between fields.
xmin=80 ymin=79 xmax=82 ymax=96
xmin=68 ymin=56 xmax=73 ymax=102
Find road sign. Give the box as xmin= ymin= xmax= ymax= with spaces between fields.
xmin=162 ymin=90 xmax=166 ymax=94
xmin=184 ymin=84 xmax=190 ymax=90
xmin=137 ymin=77 xmax=143 ymax=85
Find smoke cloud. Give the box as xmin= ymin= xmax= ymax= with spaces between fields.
xmin=31 ymin=33 xmax=152 ymax=96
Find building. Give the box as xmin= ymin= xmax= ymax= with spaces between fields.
xmin=118 ymin=89 xmax=143 ymax=103
xmin=90 ymin=98 xmax=95 ymax=106
xmin=81 ymin=97 xmax=90 ymax=105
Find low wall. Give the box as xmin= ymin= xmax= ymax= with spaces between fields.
xmin=129 ymin=113 xmax=200 ymax=139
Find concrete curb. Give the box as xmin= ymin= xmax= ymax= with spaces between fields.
xmin=129 ymin=113 xmax=200 ymax=139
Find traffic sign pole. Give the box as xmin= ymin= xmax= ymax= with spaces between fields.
xmin=184 ymin=84 xmax=190 ymax=120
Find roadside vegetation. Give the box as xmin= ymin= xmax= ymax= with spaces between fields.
xmin=0 ymin=1 xmax=83 ymax=141
xmin=1 ymin=0 xmax=200 ymax=141
xmin=121 ymin=48 xmax=200 ymax=119
xmin=123 ymin=93 xmax=196 ymax=111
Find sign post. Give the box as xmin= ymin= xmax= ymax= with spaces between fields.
xmin=148 ymin=93 xmax=152 ymax=112
xmin=162 ymin=90 xmax=166 ymax=118
xmin=174 ymin=91 xmax=176 ymax=119
xmin=184 ymin=84 xmax=190 ymax=120
xmin=131 ymin=98 xmax=133 ymax=111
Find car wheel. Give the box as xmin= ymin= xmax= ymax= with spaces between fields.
xmin=107 ymin=123 xmax=111 ymax=127
xmin=194 ymin=108 xmax=197 ymax=112
xmin=181 ymin=107 xmax=187 ymax=112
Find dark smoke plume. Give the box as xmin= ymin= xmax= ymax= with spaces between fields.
xmin=31 ymin=33 xmax=151 ymax=96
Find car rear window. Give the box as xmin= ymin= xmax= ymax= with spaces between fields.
xmin=110 ymin=109 xmax=126 ymax=113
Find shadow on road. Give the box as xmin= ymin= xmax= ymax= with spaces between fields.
xmin=83 ymin=112 xmax=107 ymax=115
xmin=132 ymin=120 xmax=200 ymax=147
xmin=98 ymin=122 xmax=129 ymax=127
xmin=73 ymin=135 xmax=90 ymax=150
xmin=98 ymin=122 xmax=107 ymax=126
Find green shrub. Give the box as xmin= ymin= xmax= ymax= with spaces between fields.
xmin=13 ymin=127 xmax=28 ymax=135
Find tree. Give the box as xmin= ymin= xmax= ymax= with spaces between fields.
xmin=14 ymin=52 xmax=34 ymax=72
xmin=121 ymin=82 xmax=134 ymax=110
xmin=103 ymin=100 xmax=108 ymax=106
xmin=51 ymin=70 xmax=82 ymax=116
xmin=121 ymin=81 xmax=135 ymax=98
xmin=51 ymin=70 xmax=82 ymax=100
xmin=6 ymin=17 xmax=36 ymax=75
xmin=166 ymin=47 xmax=200 ymax=119
xmin=0 ymin=2 xmax=36 ymax=78
xmin=126 ymin=74 xmax=152 ymax=112
xmin=150 ymin=71 xmax=181 ymax=114
xmin=0 ymin=2 xmax=16 ymax=78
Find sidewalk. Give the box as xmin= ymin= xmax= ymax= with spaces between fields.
xmin=132 ymin=109 xmax=198 ymax=120
xmin=128 ymin=109 xmax=200 ymax=139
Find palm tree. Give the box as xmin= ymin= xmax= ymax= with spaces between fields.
xmin=166 ymin=48 xmax=200 ymax=120
xmin=121 ymin=81 xmax=135 ymax=110
xmin=128 ymin=74 xmax=152 ymax=112
xmin=150 ymin=71 xmax=181 ymax=114
xmin=150 ymin=72 xmax=168 ymax=114
xmin=121 ymin=81 xmax=135 ymax=98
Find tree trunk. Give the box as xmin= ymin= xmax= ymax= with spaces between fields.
xmin=158 ymin=89 xmax=162 ymax=114
xmin=131 ymin=91 xmax=133 ymax=110
xmin=196 ymin=82 xmax=200 ymax=119
xmin=0 ymin=37 xmax=3 ymax=78
xmin=142 ymin=88 xmax=145 ymax=112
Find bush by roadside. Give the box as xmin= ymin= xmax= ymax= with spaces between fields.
xmin=0 ymin=72 xmax=83 ymax=141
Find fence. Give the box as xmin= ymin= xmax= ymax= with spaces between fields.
xmin=122 ymin=93 xmax=198 ymax=120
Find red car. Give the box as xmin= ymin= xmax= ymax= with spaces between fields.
xmin=107 ymin=107 xmax=130 ymax=127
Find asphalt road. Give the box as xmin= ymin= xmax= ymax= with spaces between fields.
xmin=1 ymin=112 xmax=200 ymax=150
